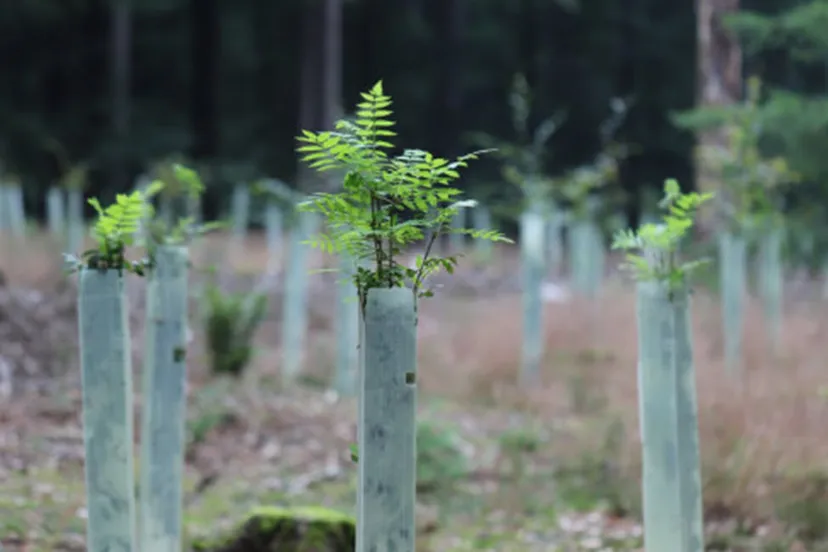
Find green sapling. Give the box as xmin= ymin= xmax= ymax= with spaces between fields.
xmin=66 ymin=187 xmax=159 ymax=552
xmin=612 ymin=178 xmax=711 ymax=552
xmin=682 ymin=76 xmax=799 ymax=375
xmin=138 ymin=163 xmax=213 ymax=552
xmin=297 ymin=80 xmax=509 ymax=552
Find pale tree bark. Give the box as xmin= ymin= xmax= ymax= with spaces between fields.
xmin=696 ymin=0 xmax=742 ymax=232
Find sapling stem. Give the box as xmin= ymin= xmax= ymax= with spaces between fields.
xmin=636 ymin=254 xmax=704 ymax=552
xmin=281 ymin=210 xmax=316 ymax=384
xmin=757 ymin=227 xmax=783 ymax=356
xmin=520 ymin=209 xmax=545 ymax=385
xmin=77 ymin=268 xmax=137 ymax=552
xmin=139 ymin=246 xmax=189 ymax=552
xmin=357 ymin=288 xmax=417 ymax=552
xmin=47 ymin=187 xmax=66 ymax=235
xmin=719 ymin=231 xmax=746 ymax=377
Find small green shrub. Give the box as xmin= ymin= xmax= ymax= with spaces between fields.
xmin=774 ymin=470 xmax=828 ymax=541
xmin=201 ymin=280 xmax=267 ymax=378
xmin=415 ymin=422 xmax=469 ymax=494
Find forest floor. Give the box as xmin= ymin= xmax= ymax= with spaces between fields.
xmin=1 ymin=231 xmax=828 ymax=551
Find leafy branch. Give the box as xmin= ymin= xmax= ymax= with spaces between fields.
xmin=296 ymin=80 xmax=511 ymax=312
xmin=612 ymin=178 xmax=713 ymax=290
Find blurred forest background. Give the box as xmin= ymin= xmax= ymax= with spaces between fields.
xmin=1 ymin=0 xmax=828 ymax=234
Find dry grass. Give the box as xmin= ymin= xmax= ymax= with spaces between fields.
xmin=414 ymin=273 xmax=828 ymax=535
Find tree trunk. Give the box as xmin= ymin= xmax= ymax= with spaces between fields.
xmin=190 ymin=0 xmax=220 ymax=161
xmin=109 ymin=0 xmax=131 ymax=191
xmin=695 ymin=0 xmax=742 ymax=232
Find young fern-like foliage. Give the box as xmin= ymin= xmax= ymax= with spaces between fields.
xmin=64 ymin=184 xmax=162 ymax=276
xmin=612 ymin=178 xmax=713 ymax=290
xmin=296 ymin=80 xmax=511 ymax=310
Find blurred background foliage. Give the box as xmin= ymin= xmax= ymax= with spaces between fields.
xmin=1 ymin=0 xmax=827 ymax=237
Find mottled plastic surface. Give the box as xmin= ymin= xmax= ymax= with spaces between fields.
xmin=78 ymin=269 xmax=137 ymax=552
xmin=139 ymin=246 xmax=189 ymax=552
xmin=719 ymin=232 xmax=746 ymax=377
xmin=757 ymin=229 xmax=783 ymax=356
xmin=520 ymin=210 xmax=545 ymax=386
xmin=357 ymin=288 xmax=417 ymax=552
xmin=636 ymin=279 xmax=704 ymax=552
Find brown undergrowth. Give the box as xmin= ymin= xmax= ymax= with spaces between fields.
xmin=414 ymin=277 xmax=828 ymax=541
xmin=3 ymin=229 xmax=828 ymax=548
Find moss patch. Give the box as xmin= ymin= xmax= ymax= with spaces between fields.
xmin=191 ymin=505 xmax=355 ymax=552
